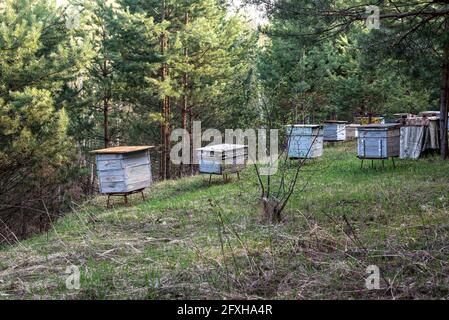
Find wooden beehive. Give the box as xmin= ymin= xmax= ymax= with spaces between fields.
xmin=197 ymin=144 xmax=247 ymax=175
xmin=323 ymin=121 xmax=347 ymax=141
xmin=346 ymin=124 xmax=360 ymax=140
xmin=91 ymin=146 xmax=153 ymax=194
xmin=286 ymin=125 xmax=323 ymax=159
xmin=357 ymin=124 xmax=401 ymax=159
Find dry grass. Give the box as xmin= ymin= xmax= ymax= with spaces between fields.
xmin=1 ymin=142 xmax=449 ymax=299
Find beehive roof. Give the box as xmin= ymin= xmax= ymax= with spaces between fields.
xmin=90 ymin=146 xmax=154 ymax=154
xmin=197 ymin=144 xmax=247 ymax=152
xmin=358 ymin=123 xmax=401 ymax=129
xmin=286 ymin=124 xmax=321 ymax=128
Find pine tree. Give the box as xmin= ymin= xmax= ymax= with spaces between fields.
xmin=119 ymin=0 xmax=257 ymax=178
xmin=0 ymin=0 xmax=87 ymax=239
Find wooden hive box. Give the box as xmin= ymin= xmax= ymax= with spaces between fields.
xmin=197 ymin=144 xmax=247 ymax=175
xmin=91 ymin=146 xmax=153 ymax=194
xmin=286 ymin=125 xmax=323 ymax=159
xmin=357 ymin=124 xmax=401 ymax=159
xmin=346 ymin=124 xmax=360 ymax=140
xmin=323 ymin=121 xmax=348 ymax=141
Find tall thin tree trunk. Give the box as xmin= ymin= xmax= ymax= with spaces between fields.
xmin=103 ymin=60 xmax=110 ymax=148
xmin=165 ymin=95 xmax=171 ymax=179
xmin=189 ymin=106 xmax=194 ymax=176
xmin=103 ymin=97 xmax=110 ymax=148
xmin=440 ymin=19 xmax=449 ymax=160
xmin=101 ymin=30 xmax=110 ymax=149
xmin=159 ymin=1 xmax=168 ymax=179
xmin=180 ymin=12 xmax=189 ymax=177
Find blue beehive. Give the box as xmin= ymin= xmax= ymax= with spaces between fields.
xmin=197 ymin=144 xmax=247 ymax=175
xmin=287 ymin=125 xmax=323 ymax=159
xmin=91 ymin=146 xmax=153 ymax=194
xmin=324 ymin=121 xmax=348 ymax=141
xmin=357 ymin=124 xmax=401 ymax=159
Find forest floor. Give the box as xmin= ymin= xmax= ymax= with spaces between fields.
xmin=1 ymin=142 xmax=449 ymax=299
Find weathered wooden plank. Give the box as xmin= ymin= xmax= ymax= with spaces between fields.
xmin=126 ymin=180 xmax=152 ymax=193
xmin=99 ymin=174 xmax=125 ymax=184
xmin=96 ymin=154 xmax=123 ymax=161
xmin=97 ymin=159 xmax=123 ymax=171
xmin=100 ymin=181 xmax=127 ymax=194
xmin=122 ymin=153 xmax=150 ymax=168
xmin=125 ymin=164 xmax=152 ymax=184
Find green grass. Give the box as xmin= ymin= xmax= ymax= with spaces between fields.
xmin=1 ymin=142 xmax=449 ymax=299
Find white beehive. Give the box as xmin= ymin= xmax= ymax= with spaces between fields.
xmin=197 ymin=144 xmax=247 ymax=175
xmin=286 ymin=125 xmax=323 ymax=159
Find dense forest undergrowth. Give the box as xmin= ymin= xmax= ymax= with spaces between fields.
xmin=1 ymin=143 xmax=449 ymax=300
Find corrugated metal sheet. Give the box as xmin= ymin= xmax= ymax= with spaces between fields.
xmin=400 ymin=126 xmax=425 ymax=159
xmin=400 ymin=119 xmax=440 ymax=159
xmin=425 ymin=119 xmax=440 ymax=150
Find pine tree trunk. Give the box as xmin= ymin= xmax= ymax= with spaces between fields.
xmin=160 ymin=30 xmax=167 ymax=180
xmin=103 ymin=97 xmax=110 ymax=148
xmin=189 ymin=106 xmax=194 ymax=176
xmin=165 ymin=96 xmax=171 ymax=179
xmin=159 ymin=2 xmax=168 ymax=179
xmin=440 ymin=20 xmax=449 ymax=160
xmin=101 ymin=32 xmax=110 ymax=149
xmin=180 ymin=12 xmax=189 ymax=177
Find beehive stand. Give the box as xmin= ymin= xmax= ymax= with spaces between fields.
xmin=91 ymin=146 xmax=154 ymax=207
xmin=106 ymin=188 xmax=146 ymax=208
xmin=360 ymin=157 xmax=396 ymax=169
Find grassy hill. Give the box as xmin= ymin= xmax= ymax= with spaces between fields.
xmin=1 ymin=142 xmax=449 ymax=299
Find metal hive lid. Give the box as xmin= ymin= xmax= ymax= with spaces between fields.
xmin=286 ymin=124 xmax=321 ymax=128
xmin=196 ymin=144 xmax=247 ymax=152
